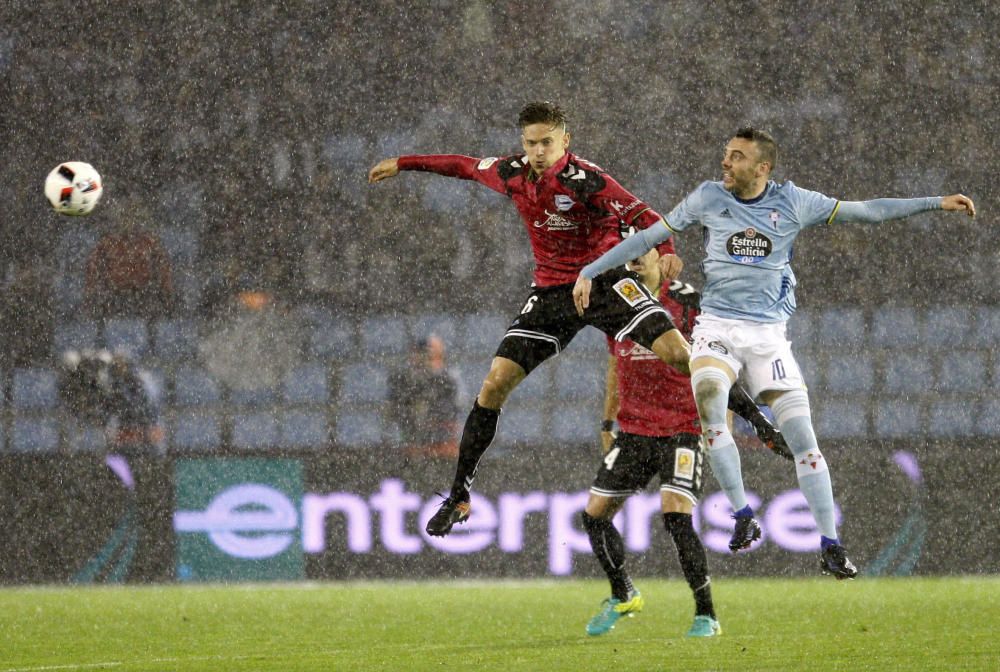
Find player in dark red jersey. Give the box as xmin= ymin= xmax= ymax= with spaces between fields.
xmin=583 ymin=237 xmax=792 ymax=638
xmin=369 ymin=101 xmax=781 ymax=538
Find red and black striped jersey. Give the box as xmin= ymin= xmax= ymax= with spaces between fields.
xmin=398 ymin=152 xmax=672 ymax=286
xmin=608 ymin=280 xmax=701 ymax=437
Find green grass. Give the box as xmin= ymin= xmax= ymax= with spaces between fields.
xmin=1 ymin=577 xmax=998 ymax=671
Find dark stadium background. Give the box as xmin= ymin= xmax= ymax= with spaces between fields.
xmin=0 ymin=2 xmax=997 ymax=582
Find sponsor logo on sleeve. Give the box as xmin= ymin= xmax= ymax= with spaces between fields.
xmin=477 ymin=157 xmax=498 ymax=170
xmin=613 ymin=278 xmax=647 ymax=306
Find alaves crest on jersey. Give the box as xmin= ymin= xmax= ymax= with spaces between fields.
xmin=726 ymin=227 xmax=772 ymax=264
xmin=553 ymin=194 xmax=575 ymax=211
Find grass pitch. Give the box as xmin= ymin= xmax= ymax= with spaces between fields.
xmin=1 ymin=577 xmax=997 ymax=671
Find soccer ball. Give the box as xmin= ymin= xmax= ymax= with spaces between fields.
xmin=44 ymin=162 xmax=103 ymax=216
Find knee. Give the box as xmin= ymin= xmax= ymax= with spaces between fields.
xmin=477 ymin=362 xmax=525 ymax=407
xmin=651 ymin=331 xmax=690 ymax=369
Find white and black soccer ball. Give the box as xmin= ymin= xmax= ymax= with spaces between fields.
xmin=44 ymin=161 xmax=103 ymax=216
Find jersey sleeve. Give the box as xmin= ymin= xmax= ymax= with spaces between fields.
xmin=786 ymin=181 xmax=839 ymax=228
xmin=397 ymin=154 xmax=510 ymax=195
xmin=664 ymin=182 xmax=709 ymax=233
xmin=589 ymin=172 xmax=674 ymax=257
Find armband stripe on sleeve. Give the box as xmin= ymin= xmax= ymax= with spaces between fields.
xmin=663 ymin=219 xmax=679 ymax=234
xmin=826 ymin=201 xmax=842 ymax=225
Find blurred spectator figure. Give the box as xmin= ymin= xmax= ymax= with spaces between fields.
xmin=389 ymin=334 xmax=462 ymax=458
xmin=199 ymin=265 xmax=304 ymax=394
xmin=0 ymin=257 xmax=55 ymax=369
xmin=84 ymin=197 xmax=175 ymax=321
xmin=57 ymin=347 xmax=169 ymax=581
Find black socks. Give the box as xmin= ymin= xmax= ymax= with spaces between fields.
xmin=582 ymin=512 xmax=634 ymax=601
xmin=449 ymin=400 xmax=501 ymax=500
xmin=664 ymin=512 xmax=715 ymax=618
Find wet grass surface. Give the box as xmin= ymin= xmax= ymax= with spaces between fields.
xmin=1 ymin=577 xmax=997 ymax=671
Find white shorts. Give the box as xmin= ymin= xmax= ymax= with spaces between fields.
xmin=690 ymin=314 xmax=807 ymax=399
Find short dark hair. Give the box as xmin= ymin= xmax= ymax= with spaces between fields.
xmin=735 ymin=127 xmax=777 ymax=171
xmin=518 ymin=101 xmax=568 ymax=130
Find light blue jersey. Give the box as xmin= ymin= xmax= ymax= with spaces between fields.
xmin=665 ymin=180 xmax=836 ymax=322
xmin=580 ymin=179 xmax=943 ymax=323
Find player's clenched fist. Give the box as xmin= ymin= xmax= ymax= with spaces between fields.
xmin=941 ymin=193 xmax=976 ymax=218
xmin=368 ymin=158 xmax=400 ymax=183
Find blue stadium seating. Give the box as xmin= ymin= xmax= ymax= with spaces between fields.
xmin=228 ymin=385 xmax=278 ymax=407
xmin=154 ymin=319 xmax=199 ymax=361
xmin=360 ymin=316 xmax=408 ymax=357
xmin=925 ymin=306 xmax=972 ymax=347
xmin=172 ymin=367 xmax=221 ymax=406
xmin=408 ymin=314 xmax=459 ymax=348
xmin=335 ymin=409 xmax=386 ymax=448
xmin=232 ymin=412 xmax=280 ymax=449
xmin=454 ymin=358 xmax=491 ymax=400
xmin=281 ymin=410 xmax=329 ymax=449
xmin=12 ymin=368 xmax=59 ymax=410
xmin=309 ymin=322 xmax=357 ymax=359
xmin=976 ymin=400 xmax=1000 ymax=436
xmin=57 ymin=225 xmax=99 ymax=274
xmin=53 ymin=272 xmax=85 ymax=312
xmin=874 ymin=400 xmax=923 ymax=438
xmin=170 ymin=412 xmax=221 ymax=450
xmin=338 ymin=363 xmax=389 ymax=404
xmin=66 ymin=423 xmax=107 ymax=452
xmin=104 ymin=318 xmax=149 ymax=358
xmin=159 ymin=226 xmax=199 ymax=266
xmin=455 ymin=314 xmax=509 ymax=356
xmin=508 ymin=364 xmax=549 ymax=401
xmin=53 ymin=320 xmax=99 ymax=356
xmin=786 ymin=309 xmax=815 ymax=350
xmin=496 ymin=406 xmax=545 ymax=446
xmin=570 ymin=326 xmax=610 ymax=354
xmin=10 ymin=416 xmax=60 ymax=452
xmin=812 ymin=307 xmax=866 ymax=350
xmin=871 ymin=306 xmax=923 ymax=349
xmin=813 ymin=398 xmax=868 ymax=438
xmin=283 ymin=364 xmax=329 ymax=405
xmin=934 ymin=351 xmax=986 ymax=394
xmin=928 ymin=400 xmax=976 ymax=438
xmin=972 ymin=307 xmax=1000 ymax=347
xmin=550 ymin=404 xmax=597 ymax=443
xmin=881 ymin=353 xmax=934 ymax=395
xmin=823 ymin=353 xmax=875 ymax=395
xmin=553 ymin=355 xmax=605 ymax=401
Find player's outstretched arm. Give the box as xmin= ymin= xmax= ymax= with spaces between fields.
xmin=941 ymin=193 xmax=976 ymax=218
xmin=833 ymin=193 xmax=976 ymax=223
xmin=368 ymin=158 xmax=399 ymax=184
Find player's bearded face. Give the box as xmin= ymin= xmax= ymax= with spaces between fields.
xmin=521 ymin=122 xmax=569 ymax=175
xmin=721 ymin=138 xmax=765 ymax=197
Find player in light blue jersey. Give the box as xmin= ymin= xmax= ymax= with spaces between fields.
xmin=572 ymin=128 xmax=976 ymax=579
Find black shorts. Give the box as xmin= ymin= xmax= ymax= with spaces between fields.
xmin=590 ymin=432 xmax=705 ymax=505
xmin=495 ymin=268 xmax=677 ymax=374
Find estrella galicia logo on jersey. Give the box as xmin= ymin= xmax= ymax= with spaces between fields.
xmin=477 ymin=157 xmax=498 ymax=170
xmin=554 ymin=194 xmax=575 ymax=211
xmin=708 ymin=340 xmax=729 ymax=355
xmin=613 ymin=278 xmax=647 ymax=306
xmin=726 ymin=227 xmax=772 ymax=264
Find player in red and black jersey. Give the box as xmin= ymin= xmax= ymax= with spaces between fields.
xmin=369 ymin=101 xmax=779 ymax=538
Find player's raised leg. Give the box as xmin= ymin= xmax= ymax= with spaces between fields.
xmin=690 ymin=356 xmax=759 ymax=551
xmin=762 ymin=388 xmax=857 ymax=579
xmin=425 ymin=357 xmax=522 ymax=536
